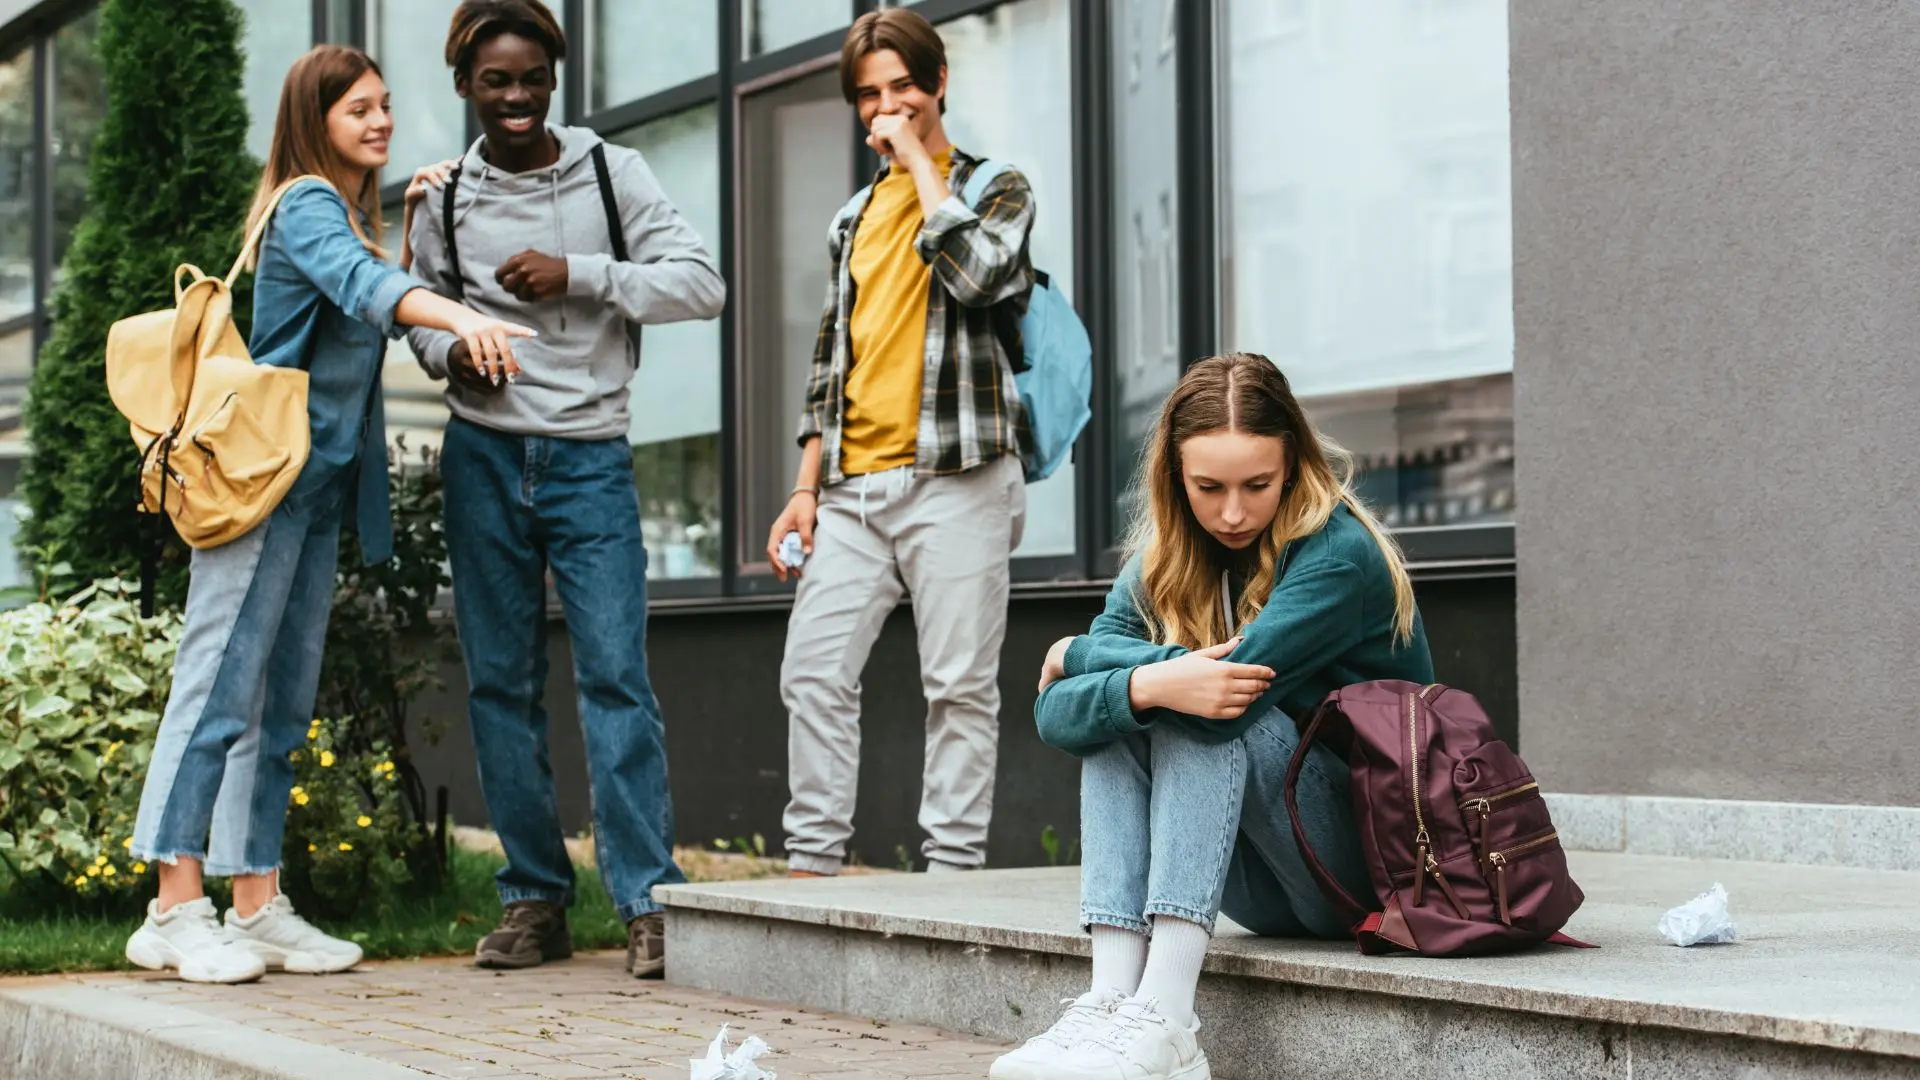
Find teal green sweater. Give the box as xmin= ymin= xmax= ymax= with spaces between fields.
xmin=1036 ymin=504 xmax=1434 ymax=755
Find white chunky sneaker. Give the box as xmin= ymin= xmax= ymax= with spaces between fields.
xmin=225 ymin=894 xmax=362 ymax=974
xmin=1047 ymin=996 xmax=1210 ymax=1080
xmin=125 ymin=897 xmax=267 ymax=984
xmin=990 ymin=987 xmax=1126 ymax=1080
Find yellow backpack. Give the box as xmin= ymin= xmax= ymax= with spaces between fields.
xmin=105 ymin=176 xmax=328 ymax=549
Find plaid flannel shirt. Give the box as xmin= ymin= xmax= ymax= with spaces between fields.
xmin=796 ymin=148 xmax=1035 ymax=487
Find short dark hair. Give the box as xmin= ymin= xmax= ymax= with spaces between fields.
xmin=446 ymin=0 xmax=568 ymax=79
xmin=840 ymin=8 xmax=947 ymax=114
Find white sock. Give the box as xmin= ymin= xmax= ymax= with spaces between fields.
xmin=1089 ymin=924 xmax=1148 ymax=996
xmin=1135 ymin=916 xmax=1210 ymax=1027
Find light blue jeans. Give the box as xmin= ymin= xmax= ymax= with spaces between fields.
xmin=131 ymin=481 xmax=345 ymax=876
xmin=1080 ymin=709 xmax=1374 ymax=939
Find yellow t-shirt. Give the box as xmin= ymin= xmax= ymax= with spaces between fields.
xmin=841 ymin=150 xmax=953 ymax=476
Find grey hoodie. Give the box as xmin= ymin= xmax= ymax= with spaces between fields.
xmin=406 ymin=125 xmax=725 ymax=440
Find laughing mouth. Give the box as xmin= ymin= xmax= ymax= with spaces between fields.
xmin=499 ymin=114 xmax=538 ymax=133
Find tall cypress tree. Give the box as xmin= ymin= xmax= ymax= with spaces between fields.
xmin=21 ymin=0 xmax=257 ymax=603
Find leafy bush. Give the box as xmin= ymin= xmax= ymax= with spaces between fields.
xmin=2 ymin=443 xmax=458 ymax=917
xmin=0 ymin=579 xmax=178 ymax=908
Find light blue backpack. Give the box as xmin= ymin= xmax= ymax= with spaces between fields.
xmin=960 ymin=160 xmax=1092 ymax=483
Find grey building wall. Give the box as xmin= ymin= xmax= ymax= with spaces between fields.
xmin=1512 ymin=0 xmax=1920 ymax=806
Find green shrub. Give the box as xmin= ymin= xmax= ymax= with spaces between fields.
xmin=0 ymin=579 xmax=179 ymax=909
xmin=20 ymin=0 xmax=257 ymax=604
xmin=2 ymin=443 xmax=457 ymax=918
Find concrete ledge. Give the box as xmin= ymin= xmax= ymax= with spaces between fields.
xmin=1549 ymin=794 xmax=1920 ymax=871
xmin=657 ymin=851 xmax=1920 ymax=1066
xmin=0 ymin=982 xmax=425 ymax=1080
xmin=669 ymin=908 xmax=1920 ymax=1079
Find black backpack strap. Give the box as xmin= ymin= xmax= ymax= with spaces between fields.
xmin=441 ymin=164 xmax=465 ymax=300
xmin=590 ymin=144 xmax=628 ymax=263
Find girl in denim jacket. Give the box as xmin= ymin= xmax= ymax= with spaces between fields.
xmin=124 ymin=45 xmax=532 ymax=985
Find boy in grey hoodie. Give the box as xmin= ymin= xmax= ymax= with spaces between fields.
xmin=403 ymin=0 xmax=724 ymax=979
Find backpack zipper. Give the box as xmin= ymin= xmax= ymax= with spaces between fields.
xmin=1407 ymin=684 xmax=1466 ymax=916
xmin=1488 ymin=830 xmax=1560 ymax=925
xmin=1407 ymin=687 xmax=1435 ymax=907
xmin=1464 ymin=781 xmax=1541 ymax=867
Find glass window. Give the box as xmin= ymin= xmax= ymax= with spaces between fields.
xmin=735 ymin=67 xmax=850 ymax=574
xmin=51 ymin=9 xmax=106 ymax=280
xmin=1218 ymin=0 xmax=1515 ymax=528
xmin=0 ymin=329 xmax=28 ymax=595
xmin=742 ymin=0 xmax=847 ymax=60
xmin=939 ymin=0 xmax=1076 ymax=558
xmin=590 ymin=0 xmax=717 ymax=113
xmin=369 ymin=0 xmax=468 ymax=176
xmin=1108 ymin=0 xmax=1179 ymax=546
xmin=0 ymin=46 xmax=33 ymax=322
xmin=609 ymin=105 xmax=723 ymax=581
xmin=233 ymin=0 xmax=314 ymax=160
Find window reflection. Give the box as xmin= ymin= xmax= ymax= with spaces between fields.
xmin=1218 ymin=0 xmax=1515 ymax=528
xmin=0 ymin=46 xmax=33 ymax=323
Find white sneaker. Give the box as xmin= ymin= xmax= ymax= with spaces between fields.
xmin=990 ymin=988 xmax=1126 ymax=1080
xmin=125 ymin=897 xmax=268 ymax=984
xmin=1047 ymin=996 xmax=1210 ymax=1080
xmin=225 ymin=894 xmax=363 ymax=974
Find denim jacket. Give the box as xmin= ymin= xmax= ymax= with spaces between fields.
xmin=247 ymin=180 xmax=420 ymax=564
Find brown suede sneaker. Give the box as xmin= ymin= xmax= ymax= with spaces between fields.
xmin=475 ymin=901 xmax=572 ymax=970
xmin=626 ymin=913 xmax=664 ymax=979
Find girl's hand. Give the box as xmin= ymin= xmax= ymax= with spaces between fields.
xmin=1038 ymin=635 xmax=1077 ymax=693
xmin=447 ymin=309 xmax=536 ymax=385
xmin=1128 ymin=639 xmax=1274 ymax=720
xmin=405 ymin=159 xmax=459 ymax=210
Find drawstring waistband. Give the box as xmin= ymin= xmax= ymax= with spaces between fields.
xmin=853 ymin=467 xmax=912 ymax=528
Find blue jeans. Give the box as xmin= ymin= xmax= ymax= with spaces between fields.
xmin=441 ymin=416 xmax=684 ymax=922
xmin=132 ymin=482 xmax=344 ymax=876
xmin=1080 ymin=709 xmax=1373 ymax=939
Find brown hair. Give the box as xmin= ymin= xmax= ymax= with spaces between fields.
xmin=446 ymin=0 xmax=568 ymax=80
xmin=1126 ymin=353 xmax=1417 ymax=649
xmin=244 ymin=45 xmax=387 ymax=265
xmin=839 ymin=7 xmax=947 ymax=114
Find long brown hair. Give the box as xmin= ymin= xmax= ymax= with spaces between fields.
xmin=244 ymin=45 xmax=388 ymax=265
xmin=1124 ymin=353 xmax=1417 ymax=649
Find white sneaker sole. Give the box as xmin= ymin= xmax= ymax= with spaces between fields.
xmin=125 ymin=927 xmax=266 ymax=984
xmin=242 ymin=941 xmax=363 ymax=975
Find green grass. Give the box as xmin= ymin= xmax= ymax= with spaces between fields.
xmin=0 ymin=847 xmax=625 ymax=977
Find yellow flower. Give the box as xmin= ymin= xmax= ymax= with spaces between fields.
xmin=356 ymin=816 xmax=372 ymax=828
xmin=319 ymin=751 xmax=335 ymax=768
xmin=133 ymin=863 xmax=146 ymax=874
xmin=307 ymin=844 xmax=317 ymax=853
xmin=94 ymin=854 xmax=108 ymax=866
xmin=295 ymin=792 xmax=310 ymax=806
xmin=86 ymin=865 xmax=100 ymax=877
xmin=72 ymin=876 xmax=86 ymax=888
xmin=307 ymin=729 xmax=318 ymax=741
xmin=380 ymin=761 xmax=396 ymax=774
xmin=102 ymin=865 xmax=117 ymax=878
xmin=338 ymin=842 xmax=353 ymax=852
xmin=122 ymin=837 xmax=133 ymax=850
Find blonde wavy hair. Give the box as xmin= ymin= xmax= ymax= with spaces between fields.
xmin=243 ymin=45 xmax=389 ymax=267
xmin=1123 ymin=353 xmax=1416 ymax=649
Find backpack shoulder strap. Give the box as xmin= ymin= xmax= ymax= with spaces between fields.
xmin=590 ymin=143 xmax=629 ymax=263
xmin=441 ymin=164 xmax=465 ymax=300
xmin=959 ymin=157 xmax=1010 ymax=210
xmin=225 ymin=174 xmax=336 ymax=285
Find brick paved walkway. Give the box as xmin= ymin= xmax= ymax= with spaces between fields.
xmin=78 ymin=950 xmax=1009 ymax=1078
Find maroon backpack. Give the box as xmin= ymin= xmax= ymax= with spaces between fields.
xmin=1284 ymin=680 xmax=1593 ymax=957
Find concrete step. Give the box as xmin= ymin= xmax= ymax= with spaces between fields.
xmin=656 ymin=851 xmax=1920 ymax=1079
